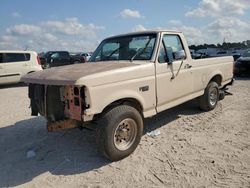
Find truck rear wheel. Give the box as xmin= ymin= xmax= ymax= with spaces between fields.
xmin=199 ymin=81 xmax=219 ymax=111
xmin=97 ymin=105 xmax=143 ymax=161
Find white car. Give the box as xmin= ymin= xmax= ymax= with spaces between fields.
xmin=81 ymin=52 xmax=92 ymax=61
xmin=0 ymin=50 xmax=42 ymax=85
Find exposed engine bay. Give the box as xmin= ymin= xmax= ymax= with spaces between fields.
xmin=28 ymin=84 xmax=89 ymax=131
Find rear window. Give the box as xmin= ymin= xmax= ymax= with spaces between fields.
xmin=25 ymin=53 xmax=31 ymax=60
xmin=2 ymin=53 xmax=30 ymax=63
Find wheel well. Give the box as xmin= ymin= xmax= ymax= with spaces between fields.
xmin=95 ymin=98 xmax=143 ymax=120
xmin=210 ymin=74 xmax=222 ymax=86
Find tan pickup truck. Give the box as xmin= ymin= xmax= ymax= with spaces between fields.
xmin=21 ymin=30 xmax=234 ymax=161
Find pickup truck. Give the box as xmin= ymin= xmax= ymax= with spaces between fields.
xmin=40 ymin=51 xmax=83 ymax=69
xmin=21 ymin=30 xmax=234 ymax=161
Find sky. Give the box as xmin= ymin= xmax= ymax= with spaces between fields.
xmin=0 ymin=0 xmax=250 ymax=52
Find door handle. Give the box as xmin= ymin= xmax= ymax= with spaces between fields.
xmin=184 ymin=64 xmax=192 ymax=69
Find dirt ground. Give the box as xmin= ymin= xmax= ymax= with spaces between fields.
xmin=0 ymin=78 xmax=249 ymax=188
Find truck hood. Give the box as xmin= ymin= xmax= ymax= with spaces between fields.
xmin=21 ymin=61 xmax=145 ymax=86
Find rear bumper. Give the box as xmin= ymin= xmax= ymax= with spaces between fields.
xmin=225 ymin=78 xmax=234 ymax=87
xmin=219 ymin=78 xmax=234 ymax=100
xmin=221 ymin=78 xmax=234 ymax=89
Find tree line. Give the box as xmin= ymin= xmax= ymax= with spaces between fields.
xmin=189 ymin=40 xmax=250 ymax=51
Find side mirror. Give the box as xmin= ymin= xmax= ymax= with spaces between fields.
xmin=174 ymin=50 xmax=186 ymax=60
xmin=166 ymin=47 xmax=174 ymax=65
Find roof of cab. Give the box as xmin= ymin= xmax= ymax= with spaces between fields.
xmin=105 ymin=29 xmax=182 ymax=40
xmin=0 ymin=50 xmax=37 ymax=53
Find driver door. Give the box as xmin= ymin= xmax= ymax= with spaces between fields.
xmin=156 ymin=34 xmax=193 ymax=112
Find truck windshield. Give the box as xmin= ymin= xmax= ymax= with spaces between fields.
xmin=89 ymin=34 xmax=156 ymax=62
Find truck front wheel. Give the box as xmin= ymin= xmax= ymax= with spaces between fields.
xmin=199 ymin=81 xmax=219 ymax=111
xmin=97 ymin=105 xmax=143 ymax=161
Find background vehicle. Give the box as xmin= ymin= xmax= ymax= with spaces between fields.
xmin=0 ymin=50 xmax=42 ymax=85
xmin=81 ymin=52 xmax=92 ymax=61
xmin=70 ymin=52 xmax=92 ymax=63
xmin=190 ymin=50 xmax=208 ymax=59
xmin=40 ymin=51 xmax=83 ymax=69
xmin=22 ymin=30 xmax=234 ymax=161
xmin=234 ymin=49 xmax=250 ymax=76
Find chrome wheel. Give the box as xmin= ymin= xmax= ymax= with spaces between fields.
xmin=114 ymin=118 xmax=137 ymax=151
xmin=209 ymin=88 xmax=218 ymax=106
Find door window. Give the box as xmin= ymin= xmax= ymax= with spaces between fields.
xmin=58 ymin=52 xmax=70 ymax=59
xmin=51 ymin=53 xmax=60 ymax=59
xmin=158 ymin=35 xmax=185 ymax=63
xmin=2 ymin=53 xmax=27 ymax=63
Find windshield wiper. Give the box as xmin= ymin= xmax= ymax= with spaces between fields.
xmin=130 ymin=38 xmax=152 ymax=62
xmin=106 ymin=45 xmax=124 ymax=60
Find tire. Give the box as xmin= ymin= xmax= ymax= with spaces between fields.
xmin=199 ymin=81 xmax=219 ymax=111
xmin=97 ymin=105 xmax=143 ymax=161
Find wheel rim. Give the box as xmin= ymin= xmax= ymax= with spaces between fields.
xmin=114 ymin=118 xmax=137 ymax=151
xmin=209 ymin=88 xmax=218 ymax=106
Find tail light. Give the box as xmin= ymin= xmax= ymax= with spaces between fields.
xmin=37 ymin=55 xmax=41 ymax=65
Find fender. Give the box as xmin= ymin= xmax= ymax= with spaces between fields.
xmin=84 ymin=83 xmax=157 ymax=119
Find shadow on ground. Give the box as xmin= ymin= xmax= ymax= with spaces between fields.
xmin=144 ymin=100 xmax=202 ymax=133
xmin=0 ymin=99 xmax=202 ymax=187
xmin=234 ymin=73 xmax=250 ymax=80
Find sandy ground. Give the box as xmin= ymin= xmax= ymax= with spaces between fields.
xmin=0 ymin=78 xmax=249 ymax=188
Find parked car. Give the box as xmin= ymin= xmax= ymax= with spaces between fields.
xmin=40 ymin=51 xmax=83 ymax=69
xmin=190 ymin=50 xmax=208 ymax=59
xmin=21 ymin=30 xmax=234 ymax=161
xmin=230 ymin=51 xmax=241 ymax=61
xmin=70 ymin=52 xmax=87 ymax=63
xmin=81 ymin=52 xmax=92 ymax=61
xmin=0 ymin=50 xmax=42 ymax=85
xmin=234 ymin=50 xmax=250 ymax=76
xmin=70 ymin=52 xmax=92 ymax=63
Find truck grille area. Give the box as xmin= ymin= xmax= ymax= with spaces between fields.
xmin=63 ymin=86 xmax=84 ymax=121
xmin=29 ymin=84 xmax=45 ymax=116
xmin=28 ymin=84 xmax=86 ymax=123
xmin=46 ymin=85 xmax=65 ymax=122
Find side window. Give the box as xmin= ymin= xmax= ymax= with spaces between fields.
xmin=25 ymin=53 xmax=31 ymax=61
xmin=158 ymin=43 xmax=167 ymax=63
xmin=159 ymin=35 xmax=185 ymax=63
xmin=0 ymin=53 xmax=3 ymax=63
xmin=59 ymin=52 xmax=70 ymax=59
xmin=51 ymin=53 xmax=60 ymax=59
xmin=2 ymin=53 xmax=26 ymax=63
